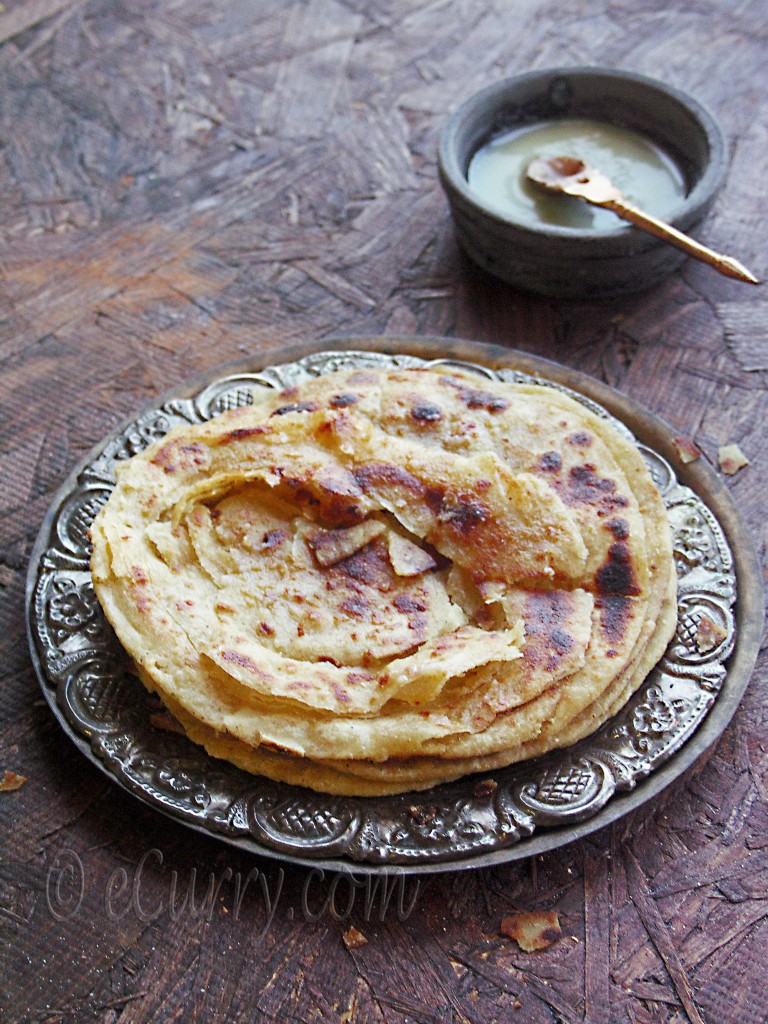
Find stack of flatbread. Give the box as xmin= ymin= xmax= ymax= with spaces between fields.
xmin=90 ymin=365 xmax=677 ymax=795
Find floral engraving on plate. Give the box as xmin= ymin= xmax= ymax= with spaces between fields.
xmin=47 ymin=577 xmax=102 ymax=642
xmin=27 ymin=350 xmax=738 ymax=867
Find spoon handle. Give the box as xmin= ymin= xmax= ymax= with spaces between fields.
xmin=605 ymin=198 xmax=759 ymax=284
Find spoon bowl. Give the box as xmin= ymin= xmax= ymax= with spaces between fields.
xmin=526 ymin=156 xmax=622 ymax=205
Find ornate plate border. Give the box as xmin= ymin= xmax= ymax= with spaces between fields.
xmin=26 ymin=339 xmax=763 ymax=874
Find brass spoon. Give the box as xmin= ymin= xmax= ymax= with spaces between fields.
xmin=527 ymin=155 xmax=759 ymax=285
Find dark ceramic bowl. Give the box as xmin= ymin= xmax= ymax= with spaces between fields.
xmin=438 ymin=67 xmax=727 ymax=299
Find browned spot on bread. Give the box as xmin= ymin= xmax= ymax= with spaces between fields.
xmin=151 ymin=440 xmax=208 ymax=472
xmin=441 ymin=497 xmax=489 ymax=535
xmin=329 ymin=393 xmax=360 ymax=408
xmin=181 ymin=443 xmax=207 ymax=463
xmin=567 ymin=431 xmax=593 ymax=448
xmin=606 ymin=518 xmax=629 ymax=540
xmin=220 ymin=649 xmax=276 ymax=684
xmin=550 ymin=627 xmax=575 ymax=654
xmin=150 ymin=442 xmax=179 ymax=473
xmin=340 ymin=596 xmax=370 ymax=619
xmin=596 ymin=595 xmax=634 ymax=645
xmin=271 ymin=401 xmax=319 ymax=416
xmin=595 ymin=541 xmax=640 ymax=596
xmin=441 ymin=376 xmax=509 ymax=411
xmin=393 ymin=594 xmax=427 ymax=613
xmin=393 ymin=593 xmax=430 ymax=638
xmin=216 ymin=425 xmax=270 ymax=444
xmin=333 ymin=538 xmax=393 ymax=591
xmin=307 ymin=520 xmax=385 ymax=566
xmin=411 ymin=402 xmax=443 ymax=423
xmin=392 ymin=592 xmax=428 ymax=639
xmin=563 ymin=464 xmax=629 ymax=510
xmin=424 ymin=487 xmax=445 ymax=514
xmin=522 ymin=591 xmax=576 ymax=671
xmin=315 ymin=469 xmax=365 ymax=501
xmin=262 ymin=529 xmax=288 ymax=549
xmin=331 ymin=682 xmax=350 ymax=704
xmin=275 ymin=466 xmax=364 ymax=526
xmin=347 ymin=670 xmax=376 ymax=685
xmin=282 ymin=479 xmax=320 ymax=507
xmin=538 ymin=450 xmax=562 ymax=473
xmin=312 ymin=472 xmax=366 ymax=526
xmin=353 ymin=462 xmax=424 ymax=495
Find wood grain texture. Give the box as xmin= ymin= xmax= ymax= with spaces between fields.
xmin=1 ymin=1 xmax=767 ymax=1022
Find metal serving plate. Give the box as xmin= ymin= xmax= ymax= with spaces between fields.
xmin=26 ymin=338 xmax=763 ymax=874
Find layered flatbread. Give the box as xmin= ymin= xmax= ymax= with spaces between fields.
xmin=90 ymin=365 xmax=677 ymax=794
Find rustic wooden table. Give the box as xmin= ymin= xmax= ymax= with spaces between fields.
xmin=2 ymin=2 xmax=766 ymax=1023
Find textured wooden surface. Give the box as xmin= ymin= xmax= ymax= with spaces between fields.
xmin=1 ymin=2 xmax=767 ymax=1023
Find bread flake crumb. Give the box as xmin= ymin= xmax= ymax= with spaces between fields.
xmin=718 ymin=444 xmax=749 ymax=475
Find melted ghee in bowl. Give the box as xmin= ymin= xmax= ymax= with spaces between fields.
xmin=467 ymin=118 xmax=687 ymax=231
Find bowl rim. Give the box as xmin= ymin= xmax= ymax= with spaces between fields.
xmin=438 ymin=65 xmax=728 ymax=244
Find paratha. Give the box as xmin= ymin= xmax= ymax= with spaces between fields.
xmin=90 ymin=365 xmax=677 ymax=794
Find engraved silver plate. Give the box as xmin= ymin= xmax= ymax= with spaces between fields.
xmin=26 ymin=340 xmax=761 ymax=873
